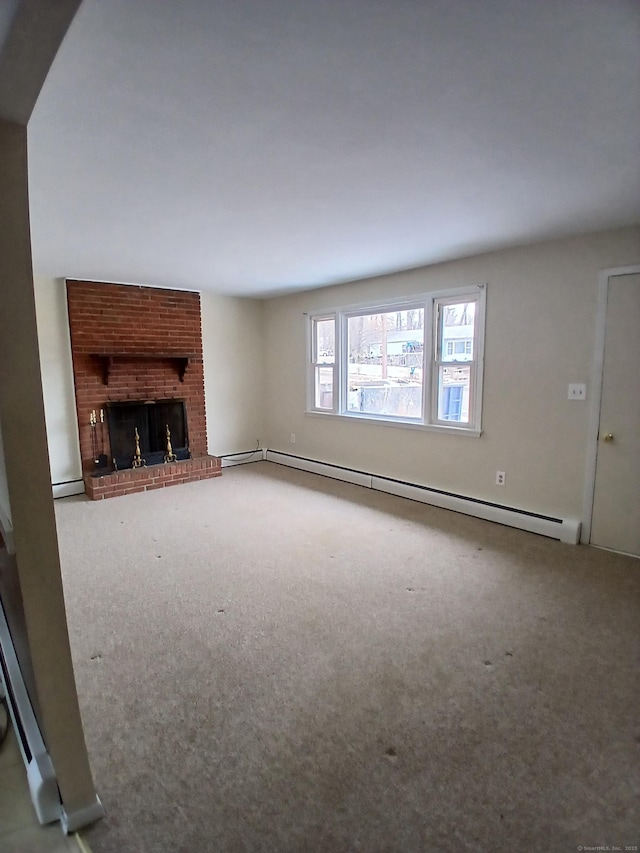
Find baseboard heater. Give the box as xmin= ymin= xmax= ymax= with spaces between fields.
xmin=52 ymin=479 xmax=85 ymax=499
xmin=265 ymin=450 xmax=581 ymax=544
xmin=0 ymin=598 xmax=62 ymax=825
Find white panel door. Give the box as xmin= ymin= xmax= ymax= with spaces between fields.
xmin=590 ymin=273 xmax=640 ymax=556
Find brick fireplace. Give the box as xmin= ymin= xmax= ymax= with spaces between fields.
xmin=66 ymin=280 xmax=221 ymax=499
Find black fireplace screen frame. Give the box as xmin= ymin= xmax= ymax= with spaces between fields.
xmin=106 ymin=399 xmax=190 ymax=471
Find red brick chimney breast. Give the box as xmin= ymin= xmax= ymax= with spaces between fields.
xmin=66 ymin=280 xmax=220 ymax=499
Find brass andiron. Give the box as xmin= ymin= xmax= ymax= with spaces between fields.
xmin=132 ymin=426 xmax=146 ymax=468
xmin=164 ymin=424 xmax=177 ymax=463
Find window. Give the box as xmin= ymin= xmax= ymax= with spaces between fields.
xmin=446 ymin=340 xmax=473 ymax=357
xmin=433 ymin=296 xmax=478 ymax=426
xmin=308 ymin=286 xmax=485 ymax=433
xmin=310 ymin=315 xmax=335 ymax=410
xmin=346 ymin=306 xmax=424 ymax=419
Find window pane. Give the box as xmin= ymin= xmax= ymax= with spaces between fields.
xmin=347 ymin=309 xmax=424 ymax=418
xmin=441 ymin=301 xmax=475 ymax=362
xmin=315 ymin=366 xmax=333 ymax=409
xmin=438 ymin=365 xmax=471 ymax=422
xmin=315 ymin=318 xmax=335 ymax=363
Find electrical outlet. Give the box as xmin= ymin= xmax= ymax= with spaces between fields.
xmin=496 ymin=471 xmax=506 ymax=486
xmin=290 ymin=433 xmax=296 ymax=444
xmin=568 ymin=383 xmax=586 ymax=400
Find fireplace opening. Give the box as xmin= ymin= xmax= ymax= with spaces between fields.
xmin=106 ymin=399 xmax=190 ymax=471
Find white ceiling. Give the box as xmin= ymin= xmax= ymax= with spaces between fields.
xmin=26 ymin=0 xmax=640 ymax=298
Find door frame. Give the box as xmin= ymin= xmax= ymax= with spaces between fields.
xmin=581 ymin=264 xmax=640 ymax=545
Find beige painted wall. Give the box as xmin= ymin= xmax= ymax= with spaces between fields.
xmin=33 ymin=276 xmax=82 ymax=486
xmin=201 ymin=292 xmax=265 ymax=456
xmin=262 ymin=226 xmax=640 ymax=521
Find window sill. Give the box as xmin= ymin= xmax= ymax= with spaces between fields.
xmin=305 ymin=409 xmax=482 ymax=437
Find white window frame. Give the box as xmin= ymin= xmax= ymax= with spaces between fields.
xmin=431 ymin=292 xmax=483 ymax=429
xmin=308 ymin=313 xmax=338 ymax=413
xmin=306 ymin=285 xmax=486 ymax=435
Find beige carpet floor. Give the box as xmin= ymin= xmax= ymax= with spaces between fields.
xmin=55 ymin=462 xmax=639 ymax=853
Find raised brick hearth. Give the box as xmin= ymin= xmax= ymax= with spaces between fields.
xmin=67 ymin=280 xmax=220 ymax=499
xmin=85 ymin=456 xmax=221 ymax=500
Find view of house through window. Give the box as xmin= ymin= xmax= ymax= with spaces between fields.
xmin=347 ymin=308 xmax=424 ymax=418
xmin=308 ymin=286 xmax=485 ymax=432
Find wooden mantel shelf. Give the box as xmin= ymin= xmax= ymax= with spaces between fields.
xmin=91 ymin=352 xmax=196 ymax=385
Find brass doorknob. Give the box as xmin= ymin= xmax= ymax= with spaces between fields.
xmin=602 ymin=433 xmax=615 ymax=442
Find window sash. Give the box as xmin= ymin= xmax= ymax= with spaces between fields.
xmin=309 ymin=315 xmax=337 ymax=412
xmin=341 ymin=303 xmax=425 ymax=422
xmin=431 ymin=294 xmax=479 ymax=426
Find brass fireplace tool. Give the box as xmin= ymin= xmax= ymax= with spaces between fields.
xmin=164 ymin=424 xmax=177 ymax=463
xmin=132 ymin=427 xmax=146 ymax=468
xmin=89 ymin=410 xmax=98 ymax=464
xmin=89 ymin=409 xmax=108 ymax=472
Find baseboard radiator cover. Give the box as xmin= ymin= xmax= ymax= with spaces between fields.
xmin=52 ymin=479 xmax=85 ymax=499
xmin=0 ymin=598 xmax=62 ymax=825
xmin=265 ymin=451 xmax=581 ymax=544
xmin=60 ymin=797 xmax=105 ymax=835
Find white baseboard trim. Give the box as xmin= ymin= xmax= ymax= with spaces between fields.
xmin=52 ymin=480 xmax=85 ymax=499
xmin=265 ymin=450 xmax=581 ymax=545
